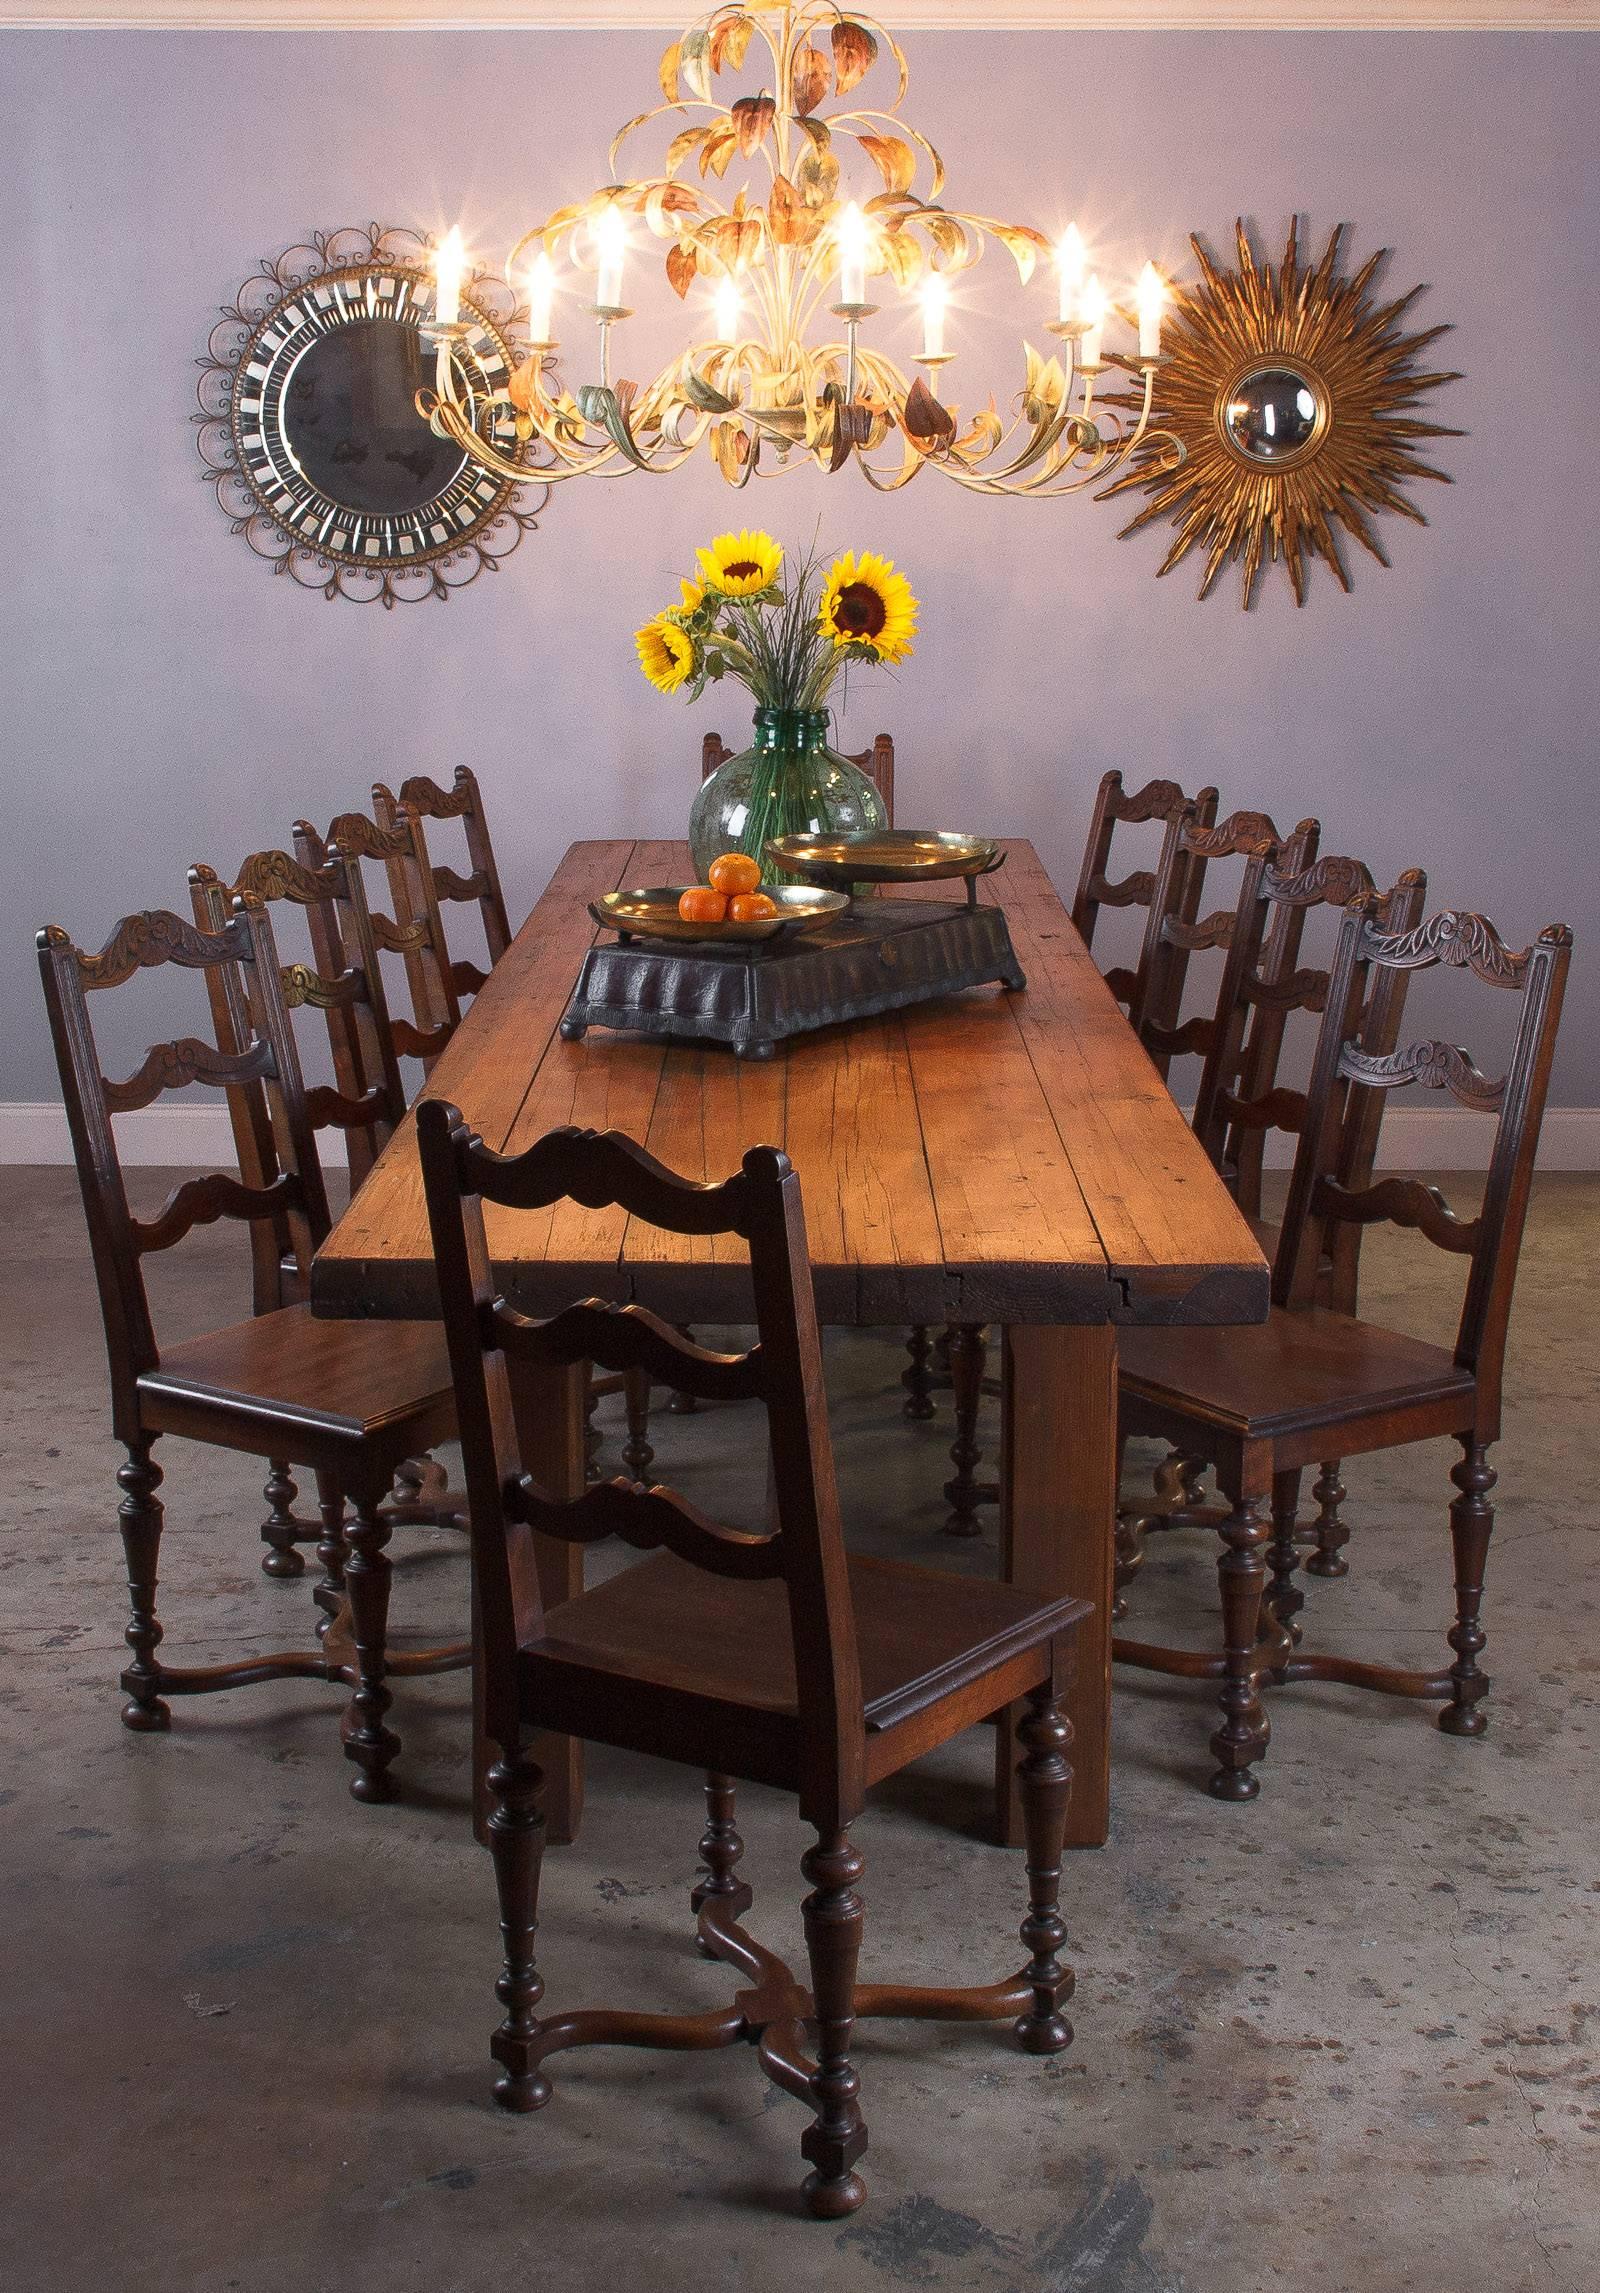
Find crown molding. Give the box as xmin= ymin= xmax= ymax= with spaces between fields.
xmin=3 ymin=2 xmax=1597 ymax=26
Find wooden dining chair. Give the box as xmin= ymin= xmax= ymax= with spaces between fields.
xmin=295 ymin=809 xmax=462 ymax=1077
xmin=1112 ymin=899 xmax=1572 ymax=1803
xmin=417 ymin=1104 xmax=1090 ymax=2219
xmin=1129 ymin=807 xmax=1321 ymax=1081
xmin=1069 ymin=769 xmax=1220 ymax=1031
xmin=371 ymin=766 xmax=512 ymax=1002
xmin=189 ymin=844 xmax=464 ymax=1587
xmin=702 ymin=729 xmax=895 ymax=823
xmin=36 ymin=898 xmax=466 ymax=1801
xmin=189 ymin=846 xmax=408 ymax=1582
xmin=1116 ymin=849 xmax=1429 ymax=1605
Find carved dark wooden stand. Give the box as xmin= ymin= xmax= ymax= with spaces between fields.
xmin=561 ymin=898 xmax=1025 ymax=1062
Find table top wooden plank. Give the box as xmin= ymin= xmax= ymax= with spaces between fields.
xmin=312 ymin=836 xmax=1267 ymax=1329
xmin=982 ymin=848 xmax=1266 ymax=1322
xmin=897 ymin=987 xmax=1106 ymax=1317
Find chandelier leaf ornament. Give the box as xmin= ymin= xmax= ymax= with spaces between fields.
xmin=1098 ymin=219 xmax=1463 ymax=606
xmin=417 ymin=0 xmax=1183 ymax=499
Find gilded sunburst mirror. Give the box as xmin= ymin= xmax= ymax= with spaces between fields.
xmin=1102 ymin=220 xmax=1462 ymax=607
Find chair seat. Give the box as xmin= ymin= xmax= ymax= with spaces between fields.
xmin=521 ymin=1551 xmax=1088 ymax=1785
xmin=1119 ymin=1304 xmax=1474 ymax=1445
xmin=138 ymin=1301 xmax=456 ymax=1465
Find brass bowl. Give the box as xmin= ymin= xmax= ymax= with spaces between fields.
xmin=588 ymin=884 xmax=849 ymax=946
xmin=764 ymin=830 xmax=1006 ymax=889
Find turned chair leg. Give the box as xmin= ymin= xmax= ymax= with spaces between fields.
xmin=1440 ymin=1438 xmax=1497 ymax=1738
xmin=342 ymin=1496 xmax=399 ymax=1803
xmin=799 ymin=1826 xmax=868 ymax=2219
xmin=621 ymin=1365 xmax=655 ymax=1479
xmin=117 ymin=1438 xmax=169 ymax=1732
xmin=583 ymin=1377 xmax=603 ymax=1483
xmin=942 ymin=1323 xmax=988 ymax=1537
xmin=1210 ymin=1489 xmax=1272 ymax=1802
xmin=488 ymin=1738 xmax=552 ymax=2113
xmin=312 ymin=1470 xmax=345 ymax=1634
xmin=690 ymin=1773 xmax=753 ymax=1950
xmin=1111 ymin=1438 xmax=1143 ymax=1621
xmin=667 ymin=1330 xmax=699 ymax=1417
xmin=1155 ymin=1448 xmax=1210 ymax=1520
xmin=1112 ymin=1508 xmax=1145 ymax=1622
xmin=259 ymin=1459 xmax=306 ymax=1579
xmin=1304 ymin=1459 xmax=1351 ymax=1578
xmin=902 ymin=1325 xmax=936 ymax=1420
xmin=1264 ymin=1468 xmax=1305 ymax=1649
xmin=1013 ymin=1686 xmax=1075 ymax=2055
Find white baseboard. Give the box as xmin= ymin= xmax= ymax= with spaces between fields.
xmin=2 ymin=1103 xmax=239 ymax=1166
xmin=2 ymin=1099 xmax=1597 ymax=1171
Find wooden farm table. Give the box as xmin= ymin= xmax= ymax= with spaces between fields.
xmin=311 ymin=837 xmax=1268 ymax=1849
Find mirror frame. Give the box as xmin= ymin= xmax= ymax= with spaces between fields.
xmin=196 ymin=224 xmax=548 ymax=607
xmin=1102 ymin=218 xmax=1462 ymax=607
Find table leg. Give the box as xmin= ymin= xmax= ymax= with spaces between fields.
xmin=996 ymin=1324 xmax=1116 ymax=1848
xmin=470 ymin=1357 xmax=588 ymax=1848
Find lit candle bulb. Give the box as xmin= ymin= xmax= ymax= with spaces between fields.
xmin=434 ymin=226 xmax=465 ymax=326
xmin=920 ymin=270 xmax=947 ymax=361
xmin=594 ymin=208 xmax=626 ymax=310
xmin=526 ymin=250 xmax=555 ymax=345
xmin=836 ymin=202 xmax=870 ymax=308
xmin=1079 ymin=274 xmax=1107 ymax=369
xmin=1056 ymin=223 xmax=1085 ymax=325
xmin=713 ymin=275 xmax=740 ymax=342
xmin=1136 ymin=262 xmax=1164 ymax=360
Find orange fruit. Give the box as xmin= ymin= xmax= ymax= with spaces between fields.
xmin=678 ymin=885 xmax=728 ymax=924
xmin=728 ymin=891 xmax=780 ymax=922
xmin=708 ymin=851 xmax=762 ymax=897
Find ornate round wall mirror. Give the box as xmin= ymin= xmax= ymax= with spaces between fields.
xmin=1102 ymin=219 xmax=1462 ymax=607
xmin=196 ymin=225 xmax=547 ymax=606
xmin=1219 ymin=364 xmax=1328 ymax=468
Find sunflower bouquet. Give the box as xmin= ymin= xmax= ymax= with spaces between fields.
xmin=637 ymin=530 xmax=917 ymax=880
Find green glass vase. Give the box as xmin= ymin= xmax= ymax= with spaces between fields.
xmin=688 ymin=705 xmax=888 ymax=885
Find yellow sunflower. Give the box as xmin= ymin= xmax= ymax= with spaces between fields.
xmin=635 ymin=613 xmax=698 ymax=694
xmin=696 ymin=528 xmax=783 ymax=598
xmin=818 ymin=551 xmax=917 ymax=662
xmin=675 ymin=576 xmax=705 ymax=615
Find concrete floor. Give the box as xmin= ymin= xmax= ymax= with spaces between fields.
xmin=4 ymin=1165 xmax=1597 ymax=2291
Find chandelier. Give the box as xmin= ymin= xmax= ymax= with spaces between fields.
xmin=418 ymin=1 xmax=1182 ymax=498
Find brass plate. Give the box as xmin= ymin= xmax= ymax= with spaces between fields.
xmin=765 ymin=830 xmax=1006 ymax=889
xmin=589 ymin=884 xmax=850 ymax=946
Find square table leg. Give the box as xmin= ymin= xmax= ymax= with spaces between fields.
xmin=995 ymin=1324 xmax=1116 ymax=1848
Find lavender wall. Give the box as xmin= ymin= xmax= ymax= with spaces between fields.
xmin=2 ymin=28 xmax=1596 ymax=1103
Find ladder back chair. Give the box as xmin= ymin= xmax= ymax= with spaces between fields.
xmin=190 ymin=845 xmax=412 ymax=1580
xmin=372 ymin=766 xmax=512 ymax=1002
xmin=1113 ymin=900 xmax=1572 ymax=1803
xmin=1129 ymin=808 xmax=1321 ymax=1081
xmin=1069 ymin=769 xmax=1220 ymax=1029
xmin=1117 ymin=851 xmax=1431 ymax=1602
xmin=702 ymin=729 xmax=896 ymax=823
xmin=417 ymin=1104 xmax=1090 ymax=2220
xmin=296 ymin=808 xmax=461 ymax=1076
xmin=37 ymin=900 xmax=465 ymax=1801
